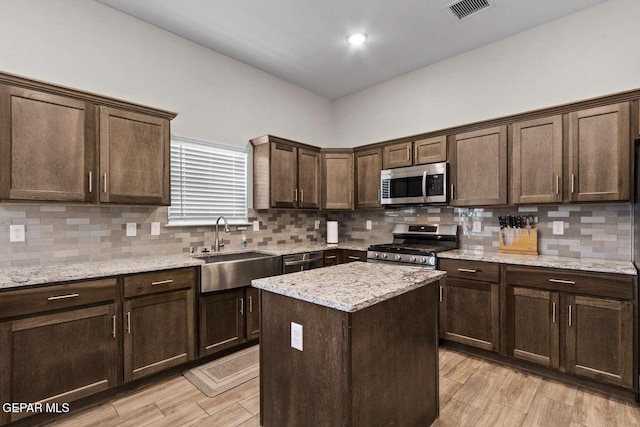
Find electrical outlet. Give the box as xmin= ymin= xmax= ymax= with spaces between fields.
xmin=552 ymin=221 xmax=564 ymax=235
xmin=151 ymin=222 xmax=160 ymax=236
xmin=291 ymin=322 xmax=303 ymax=351
xmin=472 ymin=220 xmax=482 ymax=233
xmin=253 ymin=220 xmax=260 ymax=231
xmin=9 ymin=225 xmax=25 ymax=243
xmin=314 ymin=220 xmax=320 ymax=230
xmin=366 ymin=220 xmax=372 ymax=230
xmin=126 ymin=222 xmax=137 ymax=237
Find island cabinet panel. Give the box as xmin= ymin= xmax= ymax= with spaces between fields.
xmin=568 ymin=102 xmax=630 ymax=202
xmin=0 ymin=304 xmax=119 ymax=425
xmin=297 ymin=148 xmax=320 ymax=209
xmin=449 ymin=125 xmax=507 ymax=206
xmin=414 ymin=136 xmax=447 ymax=165
xmin=0 ymin=85 xmax=96 ymax=202
xmin=99 ymin=106 xmax=170 ymax=205
xmin=354 ymin=148 xmax=382 ymax=208
xmin=382 ymin=141 xmax=412 ymax=169
xmin=260 ymin=283 xmax=439 ymax=427
xmin=511 ymin=115 xmax=563 ymax=204
xmin=321 ymin=151 xmax=354 ymax=210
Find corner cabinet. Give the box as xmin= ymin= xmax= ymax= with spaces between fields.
xmin=99 ymin=107 xmax=170 ymax=205
xmin=251 ymin=135 xmax=320 ymax=209
xmin=449 ymin=125 xmax=507 ymax=206
xmin=0 ymin=72 xmax=176 ymax=206
xmin=354 ymin=148 xmax=382 ymax=208
xmin=321 ymin=150 xmax=354 ymax=210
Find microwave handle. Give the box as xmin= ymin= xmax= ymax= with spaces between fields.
xmin=422 ymin=171 xmax=427 ymax=200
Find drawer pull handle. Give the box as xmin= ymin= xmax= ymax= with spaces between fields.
xmin=457 ymin=268 xmax=477 ymax=273
xmin=348 ymin=256 xmax=361 ymax=260
xmin=548 ymin=278 xmax=575 ymax=285
xmin=552 ymin=302 xmax=556 ymax=324
xmin=151 ymin=279 xmax=173 ymax=286
xmin=325 ymin=255 xmax=337 ymax=259
xmin=47 ymin=293 xmax=79 ymax=301
xmin=112 ymin=315 xmax=116 ymax=338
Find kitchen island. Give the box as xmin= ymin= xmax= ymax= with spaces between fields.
xmin=252 ymin=262 xmax=446 ymax=427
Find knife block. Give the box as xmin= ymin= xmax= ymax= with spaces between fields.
xmin=498 ymin=229 xmax=538 ymax=255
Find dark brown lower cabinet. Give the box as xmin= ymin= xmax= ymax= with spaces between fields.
xmin=323 ymin=249 xmax=366 ymax=266
xmin=199 ymin=289 xmax=246 ymax=357
xmin=0 ymin=304 xmax=119 ymax=425
xmin=245 ymin=287 xmax=261 ymax=341
xmin=123 ymin=289 xmax=195 ymax=382
xmin=440 ymin=277 xmax=500 ymax=352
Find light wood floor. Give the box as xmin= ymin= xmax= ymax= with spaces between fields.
xmin=50 ymin=347 xmax=640 ymax=427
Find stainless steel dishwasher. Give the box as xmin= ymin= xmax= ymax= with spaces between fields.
xmin=282 ymin=251 xmax=324 ymax=273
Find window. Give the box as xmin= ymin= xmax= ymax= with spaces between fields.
xmin=169 ymin=135 xmax=248 ymax=225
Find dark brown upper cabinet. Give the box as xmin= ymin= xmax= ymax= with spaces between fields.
xmin=511 ymin=115 xmax=563 ymax=204
xmin=251 ymin=135 xmax=320 ymax=210
xmin=568 ymin=102 xmax=630 ymax=202
xmin=449 ymin=125 xmax=508 ymax=206
xmin=354 ymin=148 xmax=382 ymax=209
xmin=99 ymin=107 xmax=170 ymax=205
xmin=321 ymin=150 xmax=354 ymax=210
xmin=0 ymin=86 xmax=96 ymax=203
xmin=414 ymin=136 xmax=447 ymax=165
xmin=0 ymin=72 xmax=176 ymax=206
xmin=382 ymin=141 xmax=412 ymax=169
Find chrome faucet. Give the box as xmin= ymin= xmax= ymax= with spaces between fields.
xmin=214 ymin=216 xmax=230 ymax=252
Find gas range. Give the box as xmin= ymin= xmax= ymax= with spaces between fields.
xmin=367 ymin=224 xmax=458 ymax=268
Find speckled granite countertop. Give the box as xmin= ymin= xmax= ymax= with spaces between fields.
xmin=0 ymin=255 xmax=205 ymax=290
xmin=439 ymin=250 xmax=637 ymax=276
xmin=251 ymin=262 xmax=446 ymax=312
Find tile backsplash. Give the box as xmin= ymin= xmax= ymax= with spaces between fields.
xmin=0 ymin=202 xmax=633 ymax=268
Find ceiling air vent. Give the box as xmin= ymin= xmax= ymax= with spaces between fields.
xmin=448 ymin=0 xmax=492 ymax=20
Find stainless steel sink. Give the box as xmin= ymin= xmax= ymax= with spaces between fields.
xmin=199 ymin=252 xmax=282 ymax=293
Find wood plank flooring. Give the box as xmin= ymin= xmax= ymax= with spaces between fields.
xmin=50 ymin=347 xmax=640 ymax=427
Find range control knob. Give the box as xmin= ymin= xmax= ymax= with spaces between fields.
xmin=381 ymin=253 xmax=388 ymax=259
xmin=395 ymin=255 xmax=402 ymax=261
xmin=409 ymin=256 xmax=416 ymax=262
xmin=420 ymin=257 xmax=428 ymax=264
xmin=372 ymin=252 xmax=379 ymax=258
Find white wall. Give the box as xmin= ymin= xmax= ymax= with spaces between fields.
xmin=332 ymin=0 xmax=640 ymax=147
xmin=0 ymin=0 xmax=333 ymax=148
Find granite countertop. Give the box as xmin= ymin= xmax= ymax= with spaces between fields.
xmin=251 ymin=262 xmax=446 ymax=312
xmin=439 ymin=250 xmax=637 ymax=276
xmin=0 ymin=255 xmax=205 ymax=290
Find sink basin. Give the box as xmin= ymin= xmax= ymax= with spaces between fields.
xmin=199 ymin=252 xmax=282 ymax=293
xmin=200 ymin=251 xmax=272 ymax=263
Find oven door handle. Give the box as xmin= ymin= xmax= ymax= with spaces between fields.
xmin=422 ymin=171 xmax=428 ymax=200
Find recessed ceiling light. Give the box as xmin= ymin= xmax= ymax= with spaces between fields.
xmin=347 ymin=33 xmax=367 ymax=46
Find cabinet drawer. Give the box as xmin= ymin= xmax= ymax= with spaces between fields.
xmin=342 ymin=250 xmax=367 ymax=263
xmin=124 ymin=268 xmax=195 ymax=298
xmin=439 ymin=259 xmax=500 ymax=283
xmin=0 ymin=278 xmax=117 ymax=320
xmin=324 ymin=249 xmax=339 ymax=266
xmin=505 ymin=266 xmax=634 ymax=300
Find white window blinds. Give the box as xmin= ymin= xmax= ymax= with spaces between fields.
xmin=169 ymin=136 xmax=248 ymax=225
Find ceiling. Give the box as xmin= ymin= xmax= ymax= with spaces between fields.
xmin=96 ymin=0 xmax=608 ymax=100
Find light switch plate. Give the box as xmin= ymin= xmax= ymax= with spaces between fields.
xmin=253 ymin=220 xmax=260 ymax=231
xmin=9 ymin=225 xmax=25 ymax=242
xmin=291 ymin=322 xmax=303 ymax=351
xmin=151 ymin=222 xmax=160 ymax=236
xmin=314 ymin=220 xmax=320 ymax=230
xmin=366 ymin=220 xmax=372 ymax=230
xmin=126 ymin=222 xmax=137 ymax=237
xmin=552 ymin=221 xmax=564 ymax=235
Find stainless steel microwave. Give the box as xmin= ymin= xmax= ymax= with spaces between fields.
xmin=381 ymin=162 xmax=448 ymax=205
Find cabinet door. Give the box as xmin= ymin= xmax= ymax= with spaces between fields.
xmin=270 ymin=142 xmax=297 ymax=208
xmin=0 ymin=86 xmax=95 ymax=202
xmin=506 ymin=287 xmax=560 ymax=369
xmin=440 ymin=278 xmax=499 ymax=351
xmin=564 ymin=295 xmax=634 ymax=389
xmin=99 ymin=106 xmax=169 ymax=205
xmin=568 ymin=103 xmax=630 ymax=202
xmin=298 ymin=148 xmax=320 ymax=209
xmin=199 ymin=290 xmax=245 ymax=357
xmin=382 ymin=141 xmax=412 ymax=169
xmin=245 ymin=287 xmax=261 ymax=341
xmin=322 ymin=152 xmax=354 ymax=210
xmin=0 ymin=304 xmax=118 ymax=424
xmin=512 ymin=115 xmax=563 ymax=204
xmin=414 ymin=136 xmax=446 ymax=165
xmin=124 ymin=289 xmax=195 ymax=382
xmin=355 ymin=148 xmax=382 ymax=208
xmin=450 ymin=126 xmax=507 ymax=206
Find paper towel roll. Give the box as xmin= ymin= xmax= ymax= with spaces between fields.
xmin=327 ymin=221 xmax=338 ymax=244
